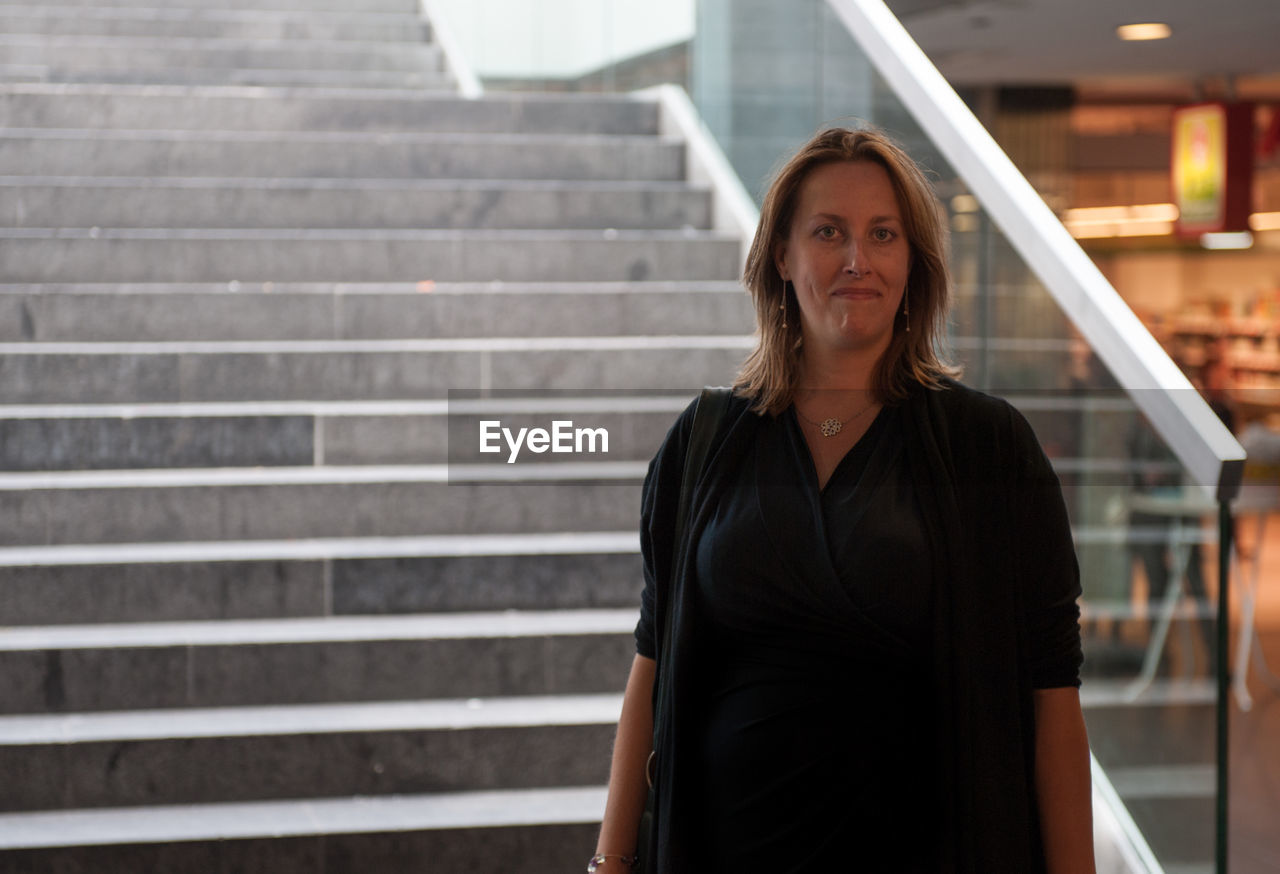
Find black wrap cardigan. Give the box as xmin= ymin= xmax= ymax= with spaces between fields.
xmin=635 ymin=379 xmax=1083 ymax=873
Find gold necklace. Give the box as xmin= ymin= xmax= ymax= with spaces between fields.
xmin=794 ymin=398 xmax=878 ymax=437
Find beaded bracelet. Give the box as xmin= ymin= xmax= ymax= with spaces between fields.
xmin=587 ymin=853 xmax=638 ymax=872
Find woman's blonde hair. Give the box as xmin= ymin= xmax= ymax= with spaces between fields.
xmin=734 ymin=126 xmax=958 ymax=415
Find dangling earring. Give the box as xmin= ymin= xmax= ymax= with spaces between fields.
xmin=780 ymin=280 xmax=789 ymax=329
xmin=902 ymin=288 xmax=910 ymax=332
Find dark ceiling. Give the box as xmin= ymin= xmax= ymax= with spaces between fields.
xmin=886 ymin=0 xmax=1280 ymax=100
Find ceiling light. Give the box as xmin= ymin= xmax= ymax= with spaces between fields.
xmin=1200 ymin=231 xmax=1254 ymax=250
xmin=1116 ymin=23 xmax=1172 ymax=41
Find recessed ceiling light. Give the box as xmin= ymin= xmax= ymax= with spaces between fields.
xmin=1116 ymin=23 xmax=1172 ymax=41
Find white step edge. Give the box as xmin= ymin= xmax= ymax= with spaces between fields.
xmin=0 ymin=128 xmax=686 ymax=146
xmin=0 ymin=607 xmax=640 ymax=650
xmin=0 ymin=530 xmax=639 ymax=566
xmin=0 ymin=784 xmax=608 ymax=849
xmin=0 ymin=228 xmax=738 ymax=242
xmin=0 ymin=7 xmax=426 ymax=24
xmin=0 ymin=34 xmax=436 ymax=52
xmin=0 ymin=81 xmax=654 ymax=102
xmin=0 ymin=461 xmax=648 ymax=489
xmin=0 ymin=334 xmax=754 ymax=355
xmin=0 ymin=175 xmax=704 ymax=192
xmin=0 ymin=279 xmax=742 ymax=294
xmin=0 ymin=396 xmax=692 ymax=419
xmin=0 ymin=692 xmax=624 ymax=744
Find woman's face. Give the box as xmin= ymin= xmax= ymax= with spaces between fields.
xmin=775 ymin=160 xmax=911 ymax=361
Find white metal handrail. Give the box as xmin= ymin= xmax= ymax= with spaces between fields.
xmin=827 ymin=0 xmax=1245 ymax=500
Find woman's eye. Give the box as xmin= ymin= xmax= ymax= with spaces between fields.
xmin=817 ymin=226 xmax=837 ymax=239
xmin=872 ymin=227 xmax=896 ymax=242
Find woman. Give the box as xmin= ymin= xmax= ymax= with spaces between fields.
xmin=591 ymin=127 xmax=1094 ymax=873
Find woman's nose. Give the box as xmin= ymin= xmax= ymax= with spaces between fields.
xmin=843 ymin=246 xmax=869 ymax=277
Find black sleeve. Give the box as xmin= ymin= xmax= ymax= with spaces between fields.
xmin=1008 ymin=404 xmax=1085 ymax=689
xmin=634 ymin=398 xmax=700 ymax=660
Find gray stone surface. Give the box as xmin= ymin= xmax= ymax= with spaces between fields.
xmin=0 ymin=416 xmax=314 ymax=470
xmin=0 ymin=404 xmax=683 ymax=468
xmin=0 ymin=824 xmax=598 ymax=874
xmin=0 ymin=9 xmax=429 ymax=43
xmin=0 ymin=560 xmax=326 ymax=626
xmin=0 ymin=36 xmax=443 ymax=74
xmin=1 ymin=283 xmax=751 ymax=342
xmin=25 ymin=0 xmax=419 ymax=10
xmin=1 ymin=180 xmax=711 ymax=231
xmin=0 ymin=0 xmax=751 ymax=863
xmin=0 ymin=632 xmax=635 ymax=713
xmin=331 ymin=407 xmax=673 ymax=464
xmin=0 ymin=343 xmax=743 ymax=402
xmin=0 ymin=231 xmax=739 ymax=283
xmin=331 ymin=552 xmax=643 ymax=615
xmin=0 ymin=480 xmax=643 ymax=545
xmin=0 ymin=86 xmax=660 ymax=135
xmin=0 ymin=836 xmax=325 ymax=874
xmin=0 ymin=723 xmax=613 ymax=810
xmin=2 ymin=646 xmax=190 ymax=714
xmin=0 ymin=132 xmax=686 ymax=182
xmin=0 ymin=550 xmax=642 ymax=625
xmin=10 ymin=67 xmax=454 ymax=90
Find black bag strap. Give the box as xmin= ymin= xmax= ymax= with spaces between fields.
xmin=649 ymin=386 xmax=731 ymax=764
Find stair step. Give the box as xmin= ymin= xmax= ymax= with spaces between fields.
xmin=0 ymin=7 xmax=431 ymax=43
xmin=0 ymin=395 xmax=691 ymax=469
xmin=0 ymin=281 xmax=749 ymax=342
xmin=1 ymin=65 xmax=456 ymax=90
xmin=0 ymin=34 xmax=443 ymax=74
xmin=0 ymin=128 xmax=687 ymax=181
xmin=0 ymin=787 xmax=602 ymax=874
xmin=0 ymin=464 xmax=644 ymax=545
xmin=0 ymin=609 xmax=637 ymax=713
xmin=0 ymin=785 xmax=606 ymax=849
xmin=6 ymin=0 xmax=423 ymax=12
xmin=0 ymin=84 xmax=660 ymax=135
xmin=0 ymin=531 xmax=642 ymax=625
xmin=0 ymin=335 xmax=751 ymax=401
xmin=0 ymin=228 xmax=741 ymax=283
xmin=0 ymin=693 xmax=621 ymax=810
xmin=0 ymin=177 xmax=712 ymax=230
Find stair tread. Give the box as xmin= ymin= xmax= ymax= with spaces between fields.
xmin=0 ymin=175 xmax=706 ymax=192
xmin=0 ymin=279 xmax=742 ymax=294
xmin=0 ymin=461 xmax=649 ymax=490
xmin=0 ymin=785 xmax=608 ymax=849
xmin=0 ymin=127 xmax=683 ymax=145
xmin=0 ymin=530 xmax=638 ymax=567
xmin=0 ymin=33 xmax=435 ymax=51
xmin=0 ymin=692 xmax=624 ymax=743
xmin=0 ymin=607 xmax=638 ymax=650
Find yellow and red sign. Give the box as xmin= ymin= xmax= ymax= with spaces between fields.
xmin=1172 ymin=102 xmax=1254 ymax=237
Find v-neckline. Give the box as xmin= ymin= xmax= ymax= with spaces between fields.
xmin=788 ymin=403 xmax=888 ymax=496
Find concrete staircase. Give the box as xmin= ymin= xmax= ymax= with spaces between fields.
xmin=0 ymin=1 xmax=751 ymax=870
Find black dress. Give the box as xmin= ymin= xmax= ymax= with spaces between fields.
xmin=635 ymin=382 xmax=1084 ymax=873
xmin=690 ymin=404 xmax=938 ymax=870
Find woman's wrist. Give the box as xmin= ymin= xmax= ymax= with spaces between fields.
xmin=587 ymin=852 xmax=638 ymax=872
